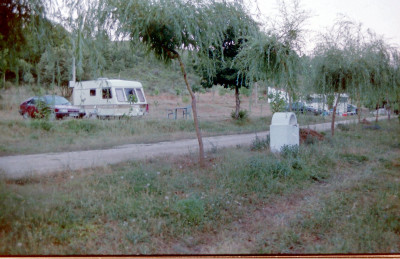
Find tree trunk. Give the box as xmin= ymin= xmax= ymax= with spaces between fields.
xmin=235 ymin=85 xmax=240 ymax=119
xmin=288 ymin=90 xmax=292 ymax=112
xmin=331 ymin=93 xmax=341 ymax=136
xmin=255 ymin=82 xmax=258 ymax=105
xmin=376 ymin=102 xmax=379 ymax=122
xmin=386 ymin=94 xmax=391 ymax=121
xmin=15 ymin=66 xmax=19 ymax=86
xmin=1 ymin=70 xmax=5 ymax=89
xmin=356 ymin=91 xmax=361 ymax=123
xmin=177 ymin=54 xmax=205 ymax=167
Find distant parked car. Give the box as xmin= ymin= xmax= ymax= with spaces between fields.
xmin=347 ymin=104 xmax=358 ymax=115
xmin=286 ymin=102 xmax=323 ymax=115
xmin=19 ymin=95 xmax=86 ymax=119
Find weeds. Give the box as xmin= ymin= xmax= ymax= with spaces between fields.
xmin=1 ymin=121 xmax=399 ymax=254
xmin=250 ymin=135 xmax=270 ymax=151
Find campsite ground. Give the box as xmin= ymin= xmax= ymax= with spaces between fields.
xmin=0 ymin=86 xmax=399 ymax=255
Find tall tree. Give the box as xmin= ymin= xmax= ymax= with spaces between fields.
xmin=107 ymin=0 xmax=256 ymax=166
xmin=0 ymin=0 xmax=45 ymax=87
xmin=197 ymin=26 xmax=254 ymax=119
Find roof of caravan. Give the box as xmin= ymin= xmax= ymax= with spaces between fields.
xmin=79 ymin=79 xmax=143 ymax=88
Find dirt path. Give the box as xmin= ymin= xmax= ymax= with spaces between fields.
xmin=0 ymin=116 xmax=389 ymax=179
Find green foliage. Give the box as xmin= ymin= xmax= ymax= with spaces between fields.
xmin=64 ymin=120 xmax=98 ymax=134
xmin=250 ymin=135 xmax=270 ymax=151
xmin=29 ymin=120 xmax=53 ymax=132
xmin=231 ymin=109 xmax=248 ymax=121
xmin=339 ymin=153 xmax=369 ymax=164
xmin=128 ymin=94 xmax=138 ymax=104
xmin=268 ymin=91 xmax=286 ymax=113
xmin=174 ymin=198 xmax=205 ymax=227
xmin=281 ymin=145 xmax=299 ymax=159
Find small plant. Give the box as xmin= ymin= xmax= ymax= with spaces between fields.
xmin=281 ymin=145 xmax=299 ymax=158
xmin=340 ymin=153 xmax=369 ymax=164
xmin=337 ymin=123 xmax=350 ymax=131
xmin=128 ymin=94 xmax=138 ymax=103
xmin=174 ymin=198 xmax=205 ymax=227
xmin=268 ymin=92 xmax=286 ymax=113
xmin=250 ymin=135 xmax=270 ymax=151
xmin=231 ymin=109 xmax=248 ymax=120
xmin=174 ymin=88 xmax=181 ymax=96
xmin=239 ymin=87 xmax=251 ymax=97
xmin=153 ymin=100 xmax=159 ymax=110
xmin=29 ymin=120 xmax=53 ymax=132
xmin=181 ymin=95 xmax=190 ymax=103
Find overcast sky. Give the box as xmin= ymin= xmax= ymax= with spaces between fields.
xmin=251 ymin=0 xmax=400 ymax=52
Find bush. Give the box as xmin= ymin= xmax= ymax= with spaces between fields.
xmin=29 ymin=120 xmax=53 ymax=132
xmin=231 ymin=109 xmax=248 ymax=120
xmin=281 ymin=145 xmax=299 ymax=158
xmin=250 ymin=135 xmax=270 ymax=151
xmin=64 ymin=120 xmax=99 ymax=133
xmin=174 ymin=198 xmax=205 ymax=227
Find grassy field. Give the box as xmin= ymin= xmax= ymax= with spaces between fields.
xmin=1 ymin=120 xmax=399 ymax=254
xmin=0 ymin=85 xmax=377 ymax=156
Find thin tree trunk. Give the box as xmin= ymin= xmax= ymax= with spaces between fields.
xmin=376 ymin=102 xmax=379 ymax=122
xmin=177 ymin=54 xmax=205 ymax=167
xmin=331 ymin=93 xmax=341 ymax=136
xmin=386 ymin=94 xmax=391 ymax=121
xmin=1 ymin=70 xmax=5 ymax=89
xmin=356 ymin=91 xmax=361 ymax=123
xmin=255 ymin=82 xmax=258 ymax=105
xmin=288 ymin=90 xmax=292 ymax=112
xmin=235 ymin=85 xmax=240 ymax=119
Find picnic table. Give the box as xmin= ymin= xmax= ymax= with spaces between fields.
xmin=167 ymin=105 xmax=192 ymax=120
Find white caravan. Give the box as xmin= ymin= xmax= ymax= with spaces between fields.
xmin=306 ymin=94 xmax=349 ymax=115
xmin=69 ymin=78 xmax=148 ymax=118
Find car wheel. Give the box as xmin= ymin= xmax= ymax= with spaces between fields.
xmin=49 ymin=112 xmax=56 ymax=121
xmin=22 ymin=112 xmax=30 ymax=120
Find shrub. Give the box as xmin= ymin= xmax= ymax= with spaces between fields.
xmin=64 ymin=120 xmax=99 ymax=133
xmin=250 ymin=135 xmax=270 ymax=151
xmin=29 ymin=120 xmax=53 ymax=132
xmin=231 ymin=109 xmax=248 ymax=120
xmin=268 ymin=92 xmax=286 ymax=113
xmin=174 ymin=198 xmax=205 ymax=227
xmin=337 ymin=123 xmax=350 ymax=131
xmin=281 ymin=145 xmax=299 ymax=158
xmin=340 ymin=153 xmax=369 ymax=164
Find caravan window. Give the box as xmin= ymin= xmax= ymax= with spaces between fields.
xmin=102 ymin=88 xmax=112 ymax=99
xmin=124 ymin=88 xmax=137 ymax=103
xmin=90 ymin=89 xmax=96 ymax=96
xmin=135 ymin=88 xmax=145 ymax=103
xmin=115 ymin=88 xmax=125 ymax=102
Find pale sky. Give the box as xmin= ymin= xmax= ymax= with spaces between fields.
xmin=251 ymin=0 xmax=400 ymax=52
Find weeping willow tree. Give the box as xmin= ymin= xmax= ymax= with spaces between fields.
xmin=361 ymin=35 xmax=393 ymax=122
xmin=312 ymin=44 xmax=352 ymax=136
xmin=391 ymin=49 xmax=400 ymax=119
xmin=235 ymin=0 xmax=309 ymax=112
xmin=103 ymin=0 xmax=256 ymax=166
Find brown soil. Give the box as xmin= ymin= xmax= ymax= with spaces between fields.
xmin=146 ymin=91 xmax=272 ymax=121
xmin=299 ymin=128 xmax=325 ymax=144
xmin=361 ymin=118 xmax=371 ymax=124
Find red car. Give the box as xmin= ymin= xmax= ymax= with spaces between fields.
xmin=19 ymin=95 xmax=86 ymax=119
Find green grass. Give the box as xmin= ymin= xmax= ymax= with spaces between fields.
xmin=0 ymin=116 xmax=273 ymax=155
xmin=0 ymin=113 xmax=368 ymax=156
xmin=2 ymin=121 xmax=398 ymax=254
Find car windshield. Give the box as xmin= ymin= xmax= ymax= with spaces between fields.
xmin=43 ymin=96 xmax=71 ymax=105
